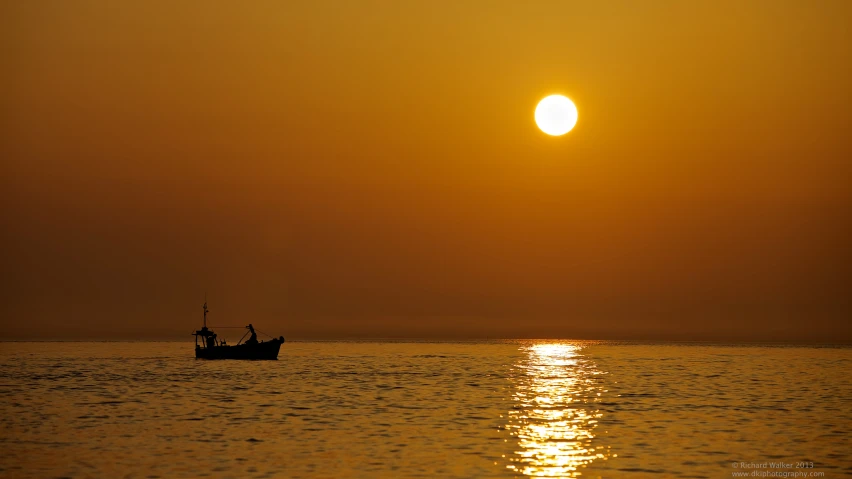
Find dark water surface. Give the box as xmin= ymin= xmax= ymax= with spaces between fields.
xmin=1 ymin=341 xmax=850 ymax=478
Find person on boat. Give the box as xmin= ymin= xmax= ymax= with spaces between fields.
xmin=246 ymin=324 xmax=258 ymax=345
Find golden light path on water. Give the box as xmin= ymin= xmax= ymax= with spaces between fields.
xmin=507 ymin=343 xmax=611 ymax=477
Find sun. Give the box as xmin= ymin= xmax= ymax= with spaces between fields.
xmin=535 ymin=95 xmax=578 ymax=136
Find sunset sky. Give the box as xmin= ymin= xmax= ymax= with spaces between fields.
xmin=2 ymin=1 xmax=850 ymax=341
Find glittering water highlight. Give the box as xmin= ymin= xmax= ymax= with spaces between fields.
xmin=507 ymin=343 xmax=611 ymax=477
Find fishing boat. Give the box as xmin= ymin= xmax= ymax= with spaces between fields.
xmin=193 ymin=299 xmax=285 ymax=360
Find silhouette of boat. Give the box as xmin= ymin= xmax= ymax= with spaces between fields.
xmin=193 ymin=299 xmax=284 ymax=360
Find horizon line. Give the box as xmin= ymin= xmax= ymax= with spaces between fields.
xmin=2 ymin=337 xmax=851 ymax=346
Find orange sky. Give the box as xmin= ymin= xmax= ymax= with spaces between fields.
xmin=1 ymin=1 xmax=851 ymax=341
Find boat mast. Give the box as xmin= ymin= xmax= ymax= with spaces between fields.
xmin=203 ymin=293 xmax=208 ymax=328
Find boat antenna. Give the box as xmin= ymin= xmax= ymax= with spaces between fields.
xmin=203 ymin=293 xmax=209 ymax=328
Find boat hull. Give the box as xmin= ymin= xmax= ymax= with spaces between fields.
xmin=195 ymin=339 xmax=283 ymax=360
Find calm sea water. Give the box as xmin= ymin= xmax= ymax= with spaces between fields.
xmin=1 ymin=341 xmax=850 ymax=478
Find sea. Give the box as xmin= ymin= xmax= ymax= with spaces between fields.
xmin=1 ymin=341 xmax=850 ymax=479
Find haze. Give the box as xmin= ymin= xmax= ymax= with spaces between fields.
xmin=1 ymin=1 xmax=850 ymax=341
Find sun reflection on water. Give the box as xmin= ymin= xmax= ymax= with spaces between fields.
xmin=507 ymin=343 xmax=610 ymax=477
